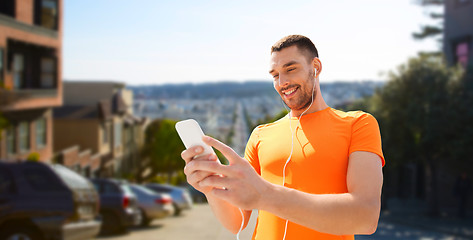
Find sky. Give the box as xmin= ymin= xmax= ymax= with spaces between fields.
xmin=63 ymin=0 xmax=442 ymax=86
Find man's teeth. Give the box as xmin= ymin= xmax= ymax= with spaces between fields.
xmin=284 ymin=88 xmax=296 ymax=95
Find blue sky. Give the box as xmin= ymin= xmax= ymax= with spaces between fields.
xmin=63 ymin=0 xmax=441 ymax=86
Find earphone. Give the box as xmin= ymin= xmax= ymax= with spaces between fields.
xmin=235 ymin=68 xmax=317 ymax=240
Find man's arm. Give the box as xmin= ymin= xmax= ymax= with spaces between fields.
xmin=181 ymin=146 xmax=253 ymax=234
xmin=195 ymin=137 xmax=383 ymax=236
xmin=207 ymin=196 xmax=253 ymax=234
xmin=258 ymin=151 xmax=383 ymax=235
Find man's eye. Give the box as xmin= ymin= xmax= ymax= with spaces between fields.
xmin=287 ymin=68 xmax=295 ymax=72
xmin=272 ymin=74 xmax=279 ymax=79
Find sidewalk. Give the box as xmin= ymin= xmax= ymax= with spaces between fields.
xmin=381 ymin=199 xmax=473 ymax=239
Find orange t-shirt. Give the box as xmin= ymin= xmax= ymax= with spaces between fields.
xmin=244 ymin=107 xmax=385 ymax=240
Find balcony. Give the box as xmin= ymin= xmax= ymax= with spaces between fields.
xmin=0 ymin=39 xmax=60 ymax=110
xmin=0 ymin=14 xmax=58 ymax=39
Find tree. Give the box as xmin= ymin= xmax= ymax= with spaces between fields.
xmin=446 ymin=65 xmax=473 ymax=172
xmin=248 ymin=109 xmax=289 ymax=132
xmin=373 ymin=54 xmax=463 ymax=215
xmin=139 ymin=119 xmax=185 ymax=183
xmin=412 ymin=0 xmax=444 ymax=45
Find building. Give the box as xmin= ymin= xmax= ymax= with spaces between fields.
xmin=54 ymin=81 xmax=146 ymax=177
xmin=444 ymin=0 xmax=473 ymax=68
xmin=53 ymin=100 xmax=114 ymax=177
xmin=0 ymin=0 xmax=62 ymax=162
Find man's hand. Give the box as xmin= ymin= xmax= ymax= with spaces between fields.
xmin=184 ymin=136 xmax=270 ymax=210
xmin=181 ymin=145 xmax=220 ymax=195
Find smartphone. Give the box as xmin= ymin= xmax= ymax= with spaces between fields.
xmin=175 ymin=119 xmax=215 ymax=159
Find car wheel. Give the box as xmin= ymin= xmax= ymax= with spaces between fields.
xmin=173 ymin=203 xmax=182 ymax=216
xmin=138 ymin=208 xmax=151 ymax=227
xmin=0 ymin=226 xmax=43 ymax=240
xmin=100 ymin=212 xmax=126 ymax=235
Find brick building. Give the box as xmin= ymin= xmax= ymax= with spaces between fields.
xmin=0 ymin=0 xmax=62 ymax=162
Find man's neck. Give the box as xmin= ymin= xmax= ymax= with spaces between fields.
xmin=290 ymin=84 xmax=329 ymax=118
xmin=290 ymin=102 xmax=329 ymax=118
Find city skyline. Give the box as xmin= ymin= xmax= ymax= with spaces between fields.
xmin=64 ymin=0 xmax=441 ymax=85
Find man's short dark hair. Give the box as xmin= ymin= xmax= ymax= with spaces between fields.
xmin=271 ymin=35 xmax=319 ymax=63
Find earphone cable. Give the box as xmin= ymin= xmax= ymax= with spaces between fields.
xmin=236 ymin=208 xmax=245 ymax=240
xmin=281 ymin=73 xmax=317 ymax=240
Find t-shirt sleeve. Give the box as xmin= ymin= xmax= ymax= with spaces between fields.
xmin=349 ymin=113 xmax=385 ymax=167
xmin=244 ymin=127 xmax=261 ymax=175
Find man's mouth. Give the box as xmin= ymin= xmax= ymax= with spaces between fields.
xmin=282 ymin=87 xmax=298 ymax=97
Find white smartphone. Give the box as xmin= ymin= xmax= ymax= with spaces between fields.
xmin=175 ymin=119 xmax=215 ymax=159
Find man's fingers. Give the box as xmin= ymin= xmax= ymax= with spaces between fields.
xmin=202 ymin=136 xmax=242 ymax=164
xmin=199 ymin=175 xmax=230 ymax=189
xmin=183 ymin=154 xmax=216 ymax=175
xmin=186 ymin=170 xmax=213 ymax=185
xmin=181 ymin=146 xmax=204 ymax=163
xmin=186 ymin=158 xmax=235 ymax=177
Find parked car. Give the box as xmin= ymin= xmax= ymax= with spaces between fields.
xmin=0 ymin=161 xmax=101 ymax=240
xmin=90 ymin=179 xmax=141 ymax=235
xmin=145 ymin=183 xmax=193 ymax=216
xmin=128 ymin=184 xmax=173 ymax=226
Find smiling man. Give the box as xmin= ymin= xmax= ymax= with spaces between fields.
xmin=181 ymin=35 xmax=385 ymax=240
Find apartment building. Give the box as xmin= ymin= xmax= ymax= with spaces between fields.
xmin=0 ymin=0 xmax=62 ymax=162
xmin=444 ymin=0 xmax=473 ymax=68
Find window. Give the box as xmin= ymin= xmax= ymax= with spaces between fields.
xmin=114 ymin=122 xmax=122 ymax=148
xmin=34 ymin=0 xmax=58 ymax=30
xmin=0 ymin=48 xmax=4 ymax=85
xmin=23 ymin=167 xmax=64 ymax=192
xmin=40 ymin=58 xmax=55 ymax=88
xmin=12 ymin=54 xmax=24 ymax=89
xmin=102 ymin=182 xmax=120 ymax=194
xmin=0 ymin=0 xmax=15 ymax=17
xmin=36 ymin=118 xmax=47 ymax=148
xmin=455 ymin=42 xmax=469 ymax=68
xmin=50 ymin=164 xmax=91 ymax=189
xmin=6 ymin=127 xmax=16 ymax=155
xmin=19 ymin=122 xmax=30 ymax=152
xmin=102 ymin=122 xmax=111 ymax=144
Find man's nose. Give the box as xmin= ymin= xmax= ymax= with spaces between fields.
xmin=278 ymin=74 xmax=290 ymax=87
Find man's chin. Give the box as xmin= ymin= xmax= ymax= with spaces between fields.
xmin=284 ymin=101 xmax=312 ymax=112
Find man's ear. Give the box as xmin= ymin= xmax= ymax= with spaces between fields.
xmin=313 ymin=58 xmax=322 ymax=77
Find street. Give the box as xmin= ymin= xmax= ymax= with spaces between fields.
xmin=96 ymin=204 xmax=257 ymax=240
xmin=97 ymin=204 xmax=470 ymax=240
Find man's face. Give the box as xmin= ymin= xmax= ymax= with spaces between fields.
xmin=269 ymin=46 xmax=316 ymax=113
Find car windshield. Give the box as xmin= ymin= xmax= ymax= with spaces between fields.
xmin=50 ymin=164 xmax=91 ymax=190
xmin=120 ymin=184 xmax=136 ymax=196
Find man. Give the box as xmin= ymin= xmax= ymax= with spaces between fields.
xmin=182 ymin=35 xmax=384 ymax=239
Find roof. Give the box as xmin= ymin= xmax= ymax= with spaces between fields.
xmin=54 ymin=99 xmax=114 ymax=120
xmin=53 ymin=105 xmax=100 ymax=119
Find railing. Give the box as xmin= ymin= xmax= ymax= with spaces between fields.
xmin=12 ymin=88 xmax=58 ymax=98
xmin=0 ymin=88 xmax=58 ymax=108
